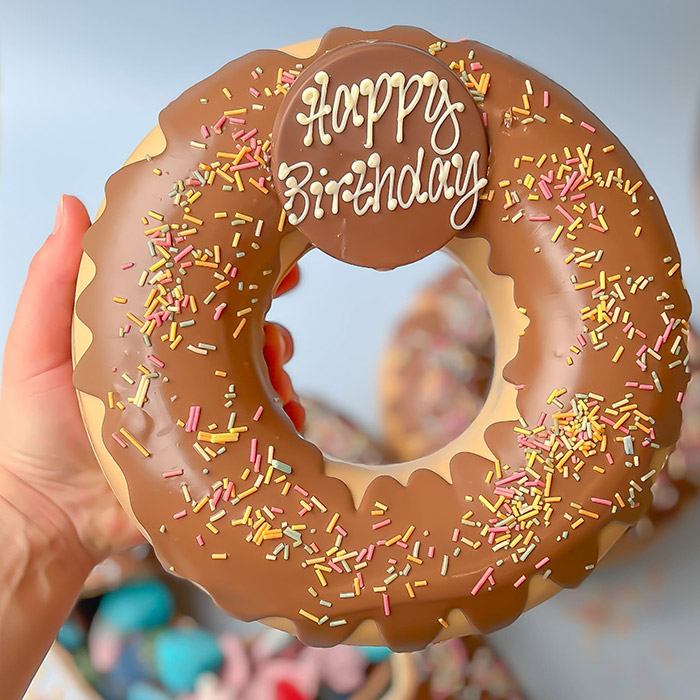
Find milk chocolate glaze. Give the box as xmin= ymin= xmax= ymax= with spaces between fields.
xmin=74 ymin=26 xmax=690 ymax=650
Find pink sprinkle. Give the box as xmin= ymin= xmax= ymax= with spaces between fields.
xmin=452 ymin=528 xmax=460 ymax=542
xmin=626 ymin=381 xmax=639 ymax=388
xmin=162 ymin=469 xmax=184 ymax=479
xmin=482 ymin=112 xmax=488 ymax=128
xmin=213 ymin=303 xmax=227 ymax=321
xmin=253 ymin=405 xmax=264 ymax=421
xmin=357 ymin=572 xmax=364 ymax=589
xmin=639 ymin=384 xmax=654 ymax=391
xmin=328 ymin=560 xmax=343 ymax=574
xmin=589 ymin=224 xmax=606 ymax=233
xmin=196 ymin=535 xmax=204 ymax=546
xmin=173 ymin=244 xmax=194 ymax=263
xmin=538 ymin=181 xmax=553 ymax=200
xmin=514 ymin=384 xmax=526 ymax=391
xmin=535 ymin=557 xmax=550 ymax=570
xmin=121 ymin=262 xmax=135 ymax=270
xmin=395 ymin=540 xmax=408 ymax=549
xmin=173 ymin=510 xmax=187 ymax=519
xmin=471 ymin=567 xmax=494 ymax=596
xmin=580 ymin=120 xmax=596 ymax=132
xmin=249 ymin=438 xmax=258 ymax=463
xmin=230 ymin=161 xmax=259 ymax=172
xmin=590 ymin=203 xmax=598 ymax=219
xmin=249 ymin=87 xmax=260 ymax=97
xmin=496 ymin=471 xmax=526 ymax=486
xmin=148 ymin=354 xmax=165 ymax=368
xmin=233 ymin=128 xmax=245 ymax=140
xmin=605 ymin=453 xmax=614 ymax=465
xmin=335 ymin=525 xmax=348 ymax=537
xmin=229 ymin=117 xmax=246 ymax=125
xmin=294 ymin=485 xmax=309 ymax=497
xmin=185 ymin=405 xmax=201 ymax=433
xmin=537 ymin=412 xmax=547 ymax=427
xmin=470 ymin=61 xmax=483 ymax=70
xmin=591 ymin=497 xmax=612 ymax=506
xmin=213 ymin=115 xmax=227 ymax=133
xmin=241 ymin=128 xmax=258 ymax=141
xmin=254 ymin=454 xmax=262 ymax=472
xmin=251 ymin=70 xmax=259 ymax=80
xmin=223 ymin=482 xmax=234 ymax=501
xmin=529 ymin=215 xmax=551 ymax=222
xmin=373 ymin=518 xmax=392 ymax=530
xmin=560 ymin=171 xmax=584 ymax=198
xmin=569 ymin=193 xmax=586 ymax=201
xmin=211 ymin=487 xmax=223 ymax=509
xmin=112 ymin=433 xmax=128 ymax=448
xmin=514 ymin=575 xmax=527 ymax=588
xmin=428 ymin=546 xmax=435 ymax=558
xmin=543 ymin=90 xmax=550 ymax=108
xmin=677 ymin=391 xmax=685 ymax=403
xmin=367 ymin=544 xmax=376 ymax=561
xmin=382 ymin=593 xmax=391 ymax=616
xmin=555 ymin=204 xmax=575 ymax=223
xmin=201 ymin=125 xmax=210 ymax=139
xmin=494 ymin=487 xmax=514 ymax=498
xmin=271 ymin=507 xmax=283 ymax=514
xmin=230 ymin=266 xmax=238 ymax=279
xmin=356 ymin=548 xmax=368 ymax=563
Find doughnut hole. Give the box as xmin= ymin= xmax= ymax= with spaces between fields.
xmin=266 ymin=249 xmax=495 ymax=464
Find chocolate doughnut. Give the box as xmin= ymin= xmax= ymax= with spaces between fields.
xmin=73 ymin=27 xmax=690 ymax=650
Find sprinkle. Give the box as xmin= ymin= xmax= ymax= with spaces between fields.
xmin=382 ymin=593 xmax=391 ymax=616
xmin=471 ymin=567 xmax=494 ymax=596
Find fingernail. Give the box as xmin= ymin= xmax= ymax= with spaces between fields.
xmin=51 ymin=195 xmax=66 ymax=235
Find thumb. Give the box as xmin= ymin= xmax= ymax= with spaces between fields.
xmin=3 ymin=195 xmax=92 ymax=384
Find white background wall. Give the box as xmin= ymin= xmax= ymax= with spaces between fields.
xmin=2 ymin=2 xmax=699 ymax=698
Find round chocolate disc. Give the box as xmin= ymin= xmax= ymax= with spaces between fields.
xmin=272 ymin=41 xmax=488 ymax=270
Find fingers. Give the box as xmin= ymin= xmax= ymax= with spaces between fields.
xmin=263 ymin=323 xmax=294 ymax=365
xmin=262 ymin=322 xmax=304 ymax=430
xmin=3 ymin=196 xmax=92 ymax=384
xmin=284 ymin=399 xmax=306 ymax=432
xmin=273 ymin=264 xmax=300 ymax=298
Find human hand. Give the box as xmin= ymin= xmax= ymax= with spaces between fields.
xmin=0 ymin=195 xmax=302 ymax=566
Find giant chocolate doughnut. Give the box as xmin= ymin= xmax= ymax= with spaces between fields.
xmin=73 ymin=27 xmax=691 ymax=650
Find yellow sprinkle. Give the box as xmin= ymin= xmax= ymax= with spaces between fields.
xmin=211 ymin=553 xmax=228 ymax=560
xmin=612 ymin=346 xmax=624 ymax=363
xmin=326 ymin=513 xmax=340 ymax=534
xmin=119 ymin=428 xmax=150 ymax=457
xmin=193 ymin=496 xmax=209 ymax=513
xmin=233 ymin=318 xmax=247 ymax=338
xmin=560 ymin=113 xmax=573 ymax=123
xmin=112 ymin=297 xmax=127 ymax=304
xmin=222 ymin=88 xmax=232 ymax=99
xmin=299 ymin=609 xmax=320 ymax=623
